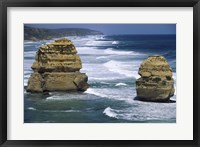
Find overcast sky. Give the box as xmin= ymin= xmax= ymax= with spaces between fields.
xmin=26 ymin=24 xmax=176 ymax=35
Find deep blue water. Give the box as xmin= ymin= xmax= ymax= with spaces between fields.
xmin=24 ymin=34 xmax=176 ymax=123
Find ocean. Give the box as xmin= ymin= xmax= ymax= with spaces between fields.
xmin=24 ymin=34 xmax=176 ymax=123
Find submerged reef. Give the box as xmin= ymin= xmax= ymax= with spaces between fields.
xmin=136 ymin=55 xmax=175 ymax=102
xmin=27 ymin=38 xmax=89 ymax=92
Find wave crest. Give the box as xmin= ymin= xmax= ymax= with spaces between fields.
xmin=27 ymin=107 xmax=36 ymax=111
xmin=84 ymin=88 xmax=107 ymax=98
xmin=103 ymin=107 xmax=118 ymax=118
xmin=115 ymin=83 xmax=127 ymax=86
xmin=112 ymin=41 xmax=119 ymax=44
xmin=103 ymin=60 xmax=139 ymax=78
xmin=104 ymin=48 xmax=133 ymax=55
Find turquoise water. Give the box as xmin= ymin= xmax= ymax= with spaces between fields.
xmin=24 ymin=34 xmax=176 ymax=123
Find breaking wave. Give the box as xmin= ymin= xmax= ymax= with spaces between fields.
xmin=27 ymin=107 xmax=37 ymax=111
xmin=115 ymin=83 xmax=127 ymax=86
xmin=103 ymin=60 xmax=139 ymax=78
xmin=103 ymin=107 xmax=118 ymax=118
xmin=112 ymin=41 xmax=119 ymax=44
xmin=104 ymin=48 xmax=133 ymax=55
xmin=84 ymin=88 xmax=107 ymax=98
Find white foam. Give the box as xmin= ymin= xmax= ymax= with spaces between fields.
xmin=85 ymin=40 xmax=113 ymax=46
xmin=24 ymin=72 xmax=31 ymax=86
xmin=103 ymin=60 xmax=138 ymax=78
xmin=89 ymin=77 xmax=123 ymax=81
xmin=24 ymin=51 xmax=37 ymax=58
xmin=46 ymin=96 xmax=59 ymax=100
xmin=96 ymin=56 xmax=108 ymax=59
xmin=103 ymin=108 xmax=133 ymax=120
xmin=76 ymin=47 xmax=104 ymax=55
xmin=27 ymin=107 xmax=36 ymax=111
xmin=173 ymin=72 xmax=176 ymax=79
xmin=112 ymin=41 xmax=119 ymax=44
xmin=24 ymin=41 xmax=37 ymax=44
xmin=43 ymin=110 xmax=80 ymax=113
xmin=115 ymin=83 xmax=127 ymax=86
xmin=103 ymin=107 xmax=118 ymax=118
xmin=95 ymin=36 xmax=105 ymax=40
xmin=84 ymin=88 xmax=136 ymax=104
xmin=103 ymin=104 xmax=176 ymax=121
xmin=24 ymin=44 xmax=34 ymax=47
xmin=173 ymin=72 xmax=176 ymax=95
xmin=24 ymin=71 xmax=32 ymax=76
xmin=100 ymin=82 xmax=110 ymax=85
xmin=46 ymin=96 xmax=69 ymax=100
xmin=46 ymin=92 xmax=98 ymax=101
xmin=65 ymin=35 xmax=102 ymax=46
xmin=104 ymin=48 xmax=145 ymax=56
xmin=84 ymin=88 xmax=107 ymax=98
xmin=24 ymin=79 xmax=28 ymax=86
xmin=104 ymin=48 xmax=133 ymax=55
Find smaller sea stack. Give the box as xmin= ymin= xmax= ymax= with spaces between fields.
xmin=27 ymin=38 xmax=89 ymax=92
xmin=136 ymin=55 xmax=174 ymax=102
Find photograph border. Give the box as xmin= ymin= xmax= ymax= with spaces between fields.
xmin=0 ymin=0 xmax=199 ymax=146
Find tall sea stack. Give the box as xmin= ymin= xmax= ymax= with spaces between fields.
xmin=27 ymin=38 xmax=89 ymax=92
xmin=136 ymin=55 xmax=174 ymax=102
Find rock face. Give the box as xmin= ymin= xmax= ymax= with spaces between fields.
xmin=136 ymin=55 xmax=174 ymax=102
xmin=27 ymin=38 xmax=89 ymax=92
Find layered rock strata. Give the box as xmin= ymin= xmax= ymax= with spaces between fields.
xmin=136 ymin=55 xmax=174 ymax=102
xmin=27 ymin=38 xmax=89 ymax=92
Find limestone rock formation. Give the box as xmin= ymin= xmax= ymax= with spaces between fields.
xmin=27 ymin=38 xmax=89 ymax=92
xmin=136 ymin=55 xmax=174 ymax=102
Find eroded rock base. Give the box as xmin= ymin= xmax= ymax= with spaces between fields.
xmin=27 ymin=72 xmax=89 ymax=92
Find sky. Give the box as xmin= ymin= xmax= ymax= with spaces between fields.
xmin=26 ymin=24 xmax=176 ymax=35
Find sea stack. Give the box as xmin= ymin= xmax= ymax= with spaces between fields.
xmin=27 ymin=38 xmax=89 ymax=92
xmin=136 ymin=55 xmax=174 ymax=102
